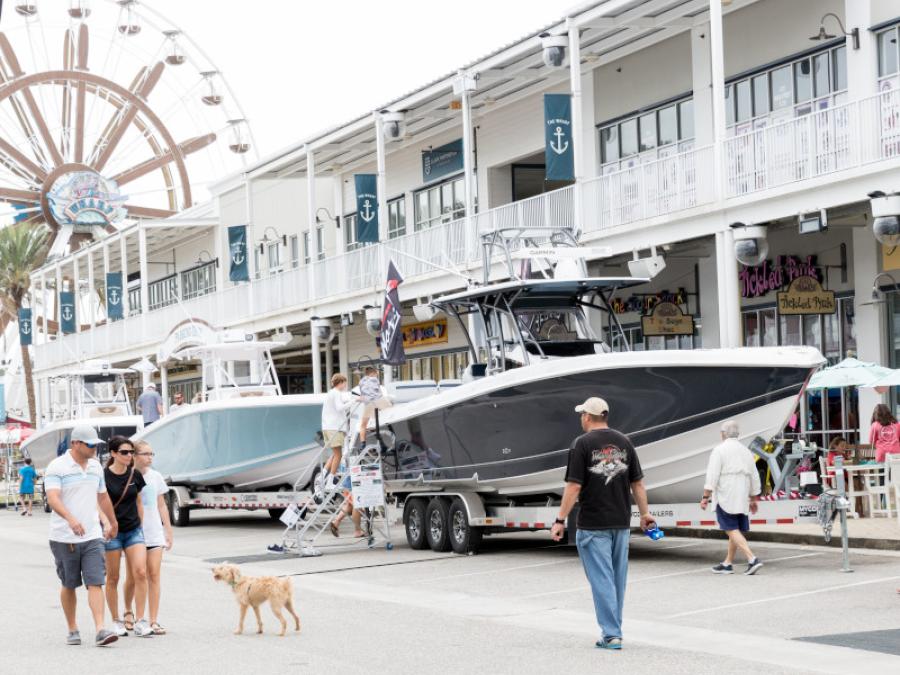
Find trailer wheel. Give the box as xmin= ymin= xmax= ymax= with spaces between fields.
xmin=268 ymin=508 xmax=286 ymax=521
xmin=425 ymin=498 xmax=451 ymax=552
xmin=448 ymin=498 xmax=483 ymax=555
xmin=168 ymin=492 xmax=191 ymax=527
xmin=42 ymin=486 xmax=51 ymax=513
xmin=403 ymin=497 xmax=428 ymax=550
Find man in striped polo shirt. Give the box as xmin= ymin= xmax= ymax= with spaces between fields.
xmin=45 ymin=426 xmax=120 ymax=647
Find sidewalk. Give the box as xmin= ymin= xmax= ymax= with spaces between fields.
xmin=669 ymin=517 xmax=900 ymax=551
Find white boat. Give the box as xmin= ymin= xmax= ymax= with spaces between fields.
xmin=20 ymin=361 xmax=144 ymax=470
xmin=134 ymin=330 xmax=325 ymax=491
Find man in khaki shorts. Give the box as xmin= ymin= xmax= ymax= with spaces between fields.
xmin=45 ymin=425 xmax=120 ymax=647
xmin=321 ymin=373 xmax=353 ymax=486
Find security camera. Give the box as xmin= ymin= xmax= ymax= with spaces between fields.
xmin=869 ymin=190 xmax=900 ymax=247
xmin=364 ymin=306 xmax=382 ymax=338
xmin=540 ymin=33 xmax=567 ymax=68
xmin=311 ymin=318 xmax=335 ymax=344
xmin=382 ymin=111 xmax=405 ymax=141
xmin=731 ymin=222 xmax=769 ymax=267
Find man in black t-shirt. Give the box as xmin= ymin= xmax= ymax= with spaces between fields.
xmin=550 ymin=397 xmax=655 ymax=650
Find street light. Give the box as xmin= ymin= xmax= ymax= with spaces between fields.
xmin=809 ymin=13 xmax=859 ymax=50
xmin=868 ymin=272 xmax=900 ymax=305
xmin=316 ymin=207 xmax=340 ymax=229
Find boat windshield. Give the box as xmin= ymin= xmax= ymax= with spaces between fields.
xmin=81 ymin=375 xmax=121 ymax=403
xmin=498 ymin=307 xmax=605 ymax=359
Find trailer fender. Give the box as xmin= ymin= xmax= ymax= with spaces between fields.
xmin=169 ymin=485 xmax=191 ymax=507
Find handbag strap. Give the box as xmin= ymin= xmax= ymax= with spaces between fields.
xmin=112 ymin=466 xmax=135 ymax=510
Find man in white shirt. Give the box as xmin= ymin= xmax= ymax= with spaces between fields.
xmin=45 ymin=425 xmax=120 ymax=646
xmin=700 ymin=420 xmax=763 ymax=576
xmin=321 ymin=373 xmax=354 ymax=481
xmin=169 ymin=391 xmax=187 ymax=414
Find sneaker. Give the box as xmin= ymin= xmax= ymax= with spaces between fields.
xmin=596 ymin=637 xmax=623 ymax=650
xmin=745 ymin=558 xmax=764 ymax=576
xmin=95 ymin=629 xmax=118 ymax=646
xmin=133 ymin=619 xmax=154 ymax=638
xmin=112 ymin=620 xmax=127 ymax=637
xmin=66 ymin=630 xmax=81 ymax=646
xmin=711 ymin=563 xmax=734 ymax=574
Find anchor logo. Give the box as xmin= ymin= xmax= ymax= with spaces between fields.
xmin=549 ymin=126 xmax=569 ymax=155
xmin=21 ymin=320 xmax=31 ymax=335
xmin=108 ymin=289 xmax=120 ymax=305
xmin=231 ymin=244 xmax=245 ymax=266
xmin=360 ymin=198 xmax=375 ymax=223
xmin=62 ymin=306 xmax=74 ymax=322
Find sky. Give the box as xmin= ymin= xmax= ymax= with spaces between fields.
xmin=147 ymin=0 xmax=573 ymax=159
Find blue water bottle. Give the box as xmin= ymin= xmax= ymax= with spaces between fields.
xmin=644 ymin=524 xmax=665 ymax=541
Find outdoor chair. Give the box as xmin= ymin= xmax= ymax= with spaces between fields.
xmin=818 ymin=456 xmax=835 ymax=490
xmin=862 ymin=456 xmax=894 ymax=518
xmin=887 ymin=454 xmax=900 ymax=525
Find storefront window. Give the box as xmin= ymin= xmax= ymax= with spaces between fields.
xmin=841 ymin=298 xmax=856 ymax=357
xmin=780 ymin=314 xmax=801 ymax=345
xmin=743 ymin=312 xmax=760 ymax=347
xmin=771 ymin=65 xmax=793 ymax=110
xmin=760 ymin=308 xmax=777 ymax=346
xmin=793 ymin=59 xmax=812 ymax=103
xmin=878 ymin=27 xmax=899 ymax=78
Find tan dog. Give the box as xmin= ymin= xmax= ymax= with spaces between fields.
xmin=212 ymin=563 xmax=301 ymax=637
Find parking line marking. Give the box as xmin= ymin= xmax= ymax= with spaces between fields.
xmin=518 ymin=552 xmax=823 ymax=599
xmin=413 ymin=558 xmax=578 ymax=583
xmin=665 ymin=574 xmax=900 ymax=618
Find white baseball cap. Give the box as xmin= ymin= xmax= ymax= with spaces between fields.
xmin=70 ymin=425 xmax=104 ymax=446
xmin=574 ymin=397 xmax=609 ymax=416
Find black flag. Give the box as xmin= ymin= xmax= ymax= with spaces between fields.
xmin=380 ymin=260 xmax=406 ymax=366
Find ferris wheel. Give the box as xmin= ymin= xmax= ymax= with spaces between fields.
xmin=0 ymin=0 xmax=256 ymax=254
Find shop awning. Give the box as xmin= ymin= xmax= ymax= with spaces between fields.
xmin=807 ymin=357 xmax=896 ymax=390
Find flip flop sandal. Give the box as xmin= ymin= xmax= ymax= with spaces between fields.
xmin=330 ymin=522 xmax=340 ymax=537
xmin=151 ymin=623 xmax=166 ymax=635
xmin=123 ymin=611 xmax=135 ymax=631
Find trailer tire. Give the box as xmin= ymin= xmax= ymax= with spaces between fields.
xmin=448 ymin=498 xmax=483 ymax=555
xmin=403 ymin=497 xmax=428 ymax=550
xmin=425 ymin=498 xmax=452 ymax=552
xmin=168 ymin=492 xmax=191 ymax=527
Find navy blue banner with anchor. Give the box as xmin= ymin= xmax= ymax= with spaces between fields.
xmin=228 ymin=225 xmax=250 ymax=282
xmin=60 ymin=291 xmax=76 ymax=334
xmin=18 ymin=308 xmax=32 ymax=346
xmin=354 ymin=174 xmax=379 ymax=243
xmin=106 ymin=272 xmax=124 ymax=321
xmin=544 ymin=94 xmax=574 ymax=181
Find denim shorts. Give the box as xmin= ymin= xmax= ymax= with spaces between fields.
xmin=104 ymin=526 xmax=145 ymax=551
xmin=715 ymin=505 xmax=750 ymax=532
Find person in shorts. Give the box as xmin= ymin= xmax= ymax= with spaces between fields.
xmin=45 ymin=425 xmax=120 ymax=647
xmin=321 ymin=373 xmax=354 ymax=484
xmin=18 ymin=457 xmax=37 ymax=516
xmin=124 ymin=440 xmax=173 ymax=635
xmin=103 ymin=436 xmax=152 ymax=637
xmin=357 ymin=366 xmax=391 ymax=445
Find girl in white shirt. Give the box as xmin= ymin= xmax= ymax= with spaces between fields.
xmin=321 ymin=373 xmax=354 ymax=480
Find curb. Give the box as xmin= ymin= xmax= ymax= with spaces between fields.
xmin=665 ymin=527 xmax=900 ymax=551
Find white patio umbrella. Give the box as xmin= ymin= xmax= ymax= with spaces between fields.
xmin=806 ymin=357 xmax=896 ymax=391
xmin=861 ymin=369 xmax=900 ymax=389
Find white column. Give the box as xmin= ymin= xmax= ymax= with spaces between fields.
xmin=458 ymin=71 xmax=477 ymax=261
xmin=338 ymin=327 xmax=349 ymax=378
xmin=690 ymin=24 xmax=714 ymax=148
xmin=853 ymin=226 xmax=883 ymax=436
xmin=708 ymin=0 xmax=727 ymax=200
xmin=697 ymin=244 xmax=721 ymax=349
xmin=567 ymin=18 xmax=584 ymax=230
xmin=120 ymin=233 xmax=130 ymax=317
xmin=138 ymin=225 xmax=149 ymax=316
xmin=39 ymin=271 xmax=47 ymax=345
xmin=86 ymin=248 xmax=95 ymax=328
xmin=374 ymin=114 xmax=388 ymax=243
xmin=72 ymin=255 xmax=81 ymax=334
xmin=325 ymin=341 xmax=334 ymax=381
xmin=213 ymin=224 xmax=225 ymax=293
xmin=35 ymin=375 xmax=43 ymax=428
xmin=845 ymin=0 xmax=877 ymax=101
xmin=715 ymin=231 xmax=729 ymax=347
xmin=579 ymin=60 xmax=600 ymax=180
xmin=310 ymin=328 xmax=322 ymax=394
xmin=54 ymin=264 xmax=62 ymax=339
xmin=306 ymin=148 xmax=317 ymax=299
xmin=722 ymin=228 xmax=741 ymax=348
xmin=160 ymin=364 xmax=169 ymax=415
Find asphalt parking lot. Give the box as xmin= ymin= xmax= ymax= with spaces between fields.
xmin=2 ymin=508 xmax=899 ymax=674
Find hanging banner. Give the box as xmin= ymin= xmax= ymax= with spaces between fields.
xmin=59 ymin=291 xmax=76 ymax=334
xmin=641 ymin=302 xmax=695 ymax=337
xmin=18 ymin=308 xmax=32 ymax=346
xmin=354 ymin=174 xmax=379 ymax=244
xmin=106 ymin=272 xmax=124 ymax=321
xmin=776 ymin=275 xmax=836 ymax=315
xmin=380 ymin=260 xmax=406 ymax=366
xmin=227 ymin=225 xmax=250 ymax=282
xmin=422 ymin=139 xmax=464 ymax=183
xmin=544 ymin=93 xmax=574 ymax=181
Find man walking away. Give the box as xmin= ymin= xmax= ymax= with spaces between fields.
xmin=550 ymin=397 xmax=655 ymax=650
xmin=45 ymin=425 xmax=120 ymax=646
xmin=701 ymin=419 xmax=763 ymax=575
xmin=18 ymin=457 xmax=37 ymax=516
xmin=136 ymin=384 xmax=163 ymax=426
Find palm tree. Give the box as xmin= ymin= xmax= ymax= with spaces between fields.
xmin=0 ymin=224 xmax=49 ymax=425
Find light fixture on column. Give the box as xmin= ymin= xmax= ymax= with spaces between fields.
xmin=540 ymin=33 xmax=568 ymax=68
xmin=869 ymin=190 xmax=900 ymax=246
xmin=867 ymin=272 xmax=900 ymax=305
xmin=257 ymin=227 xmax=287 ymax=255
xmin=730 ymin=222 xmax=769 ymax=267
xmin=316 ymin=207 xmax=340 ymax=229
xmin=364 ymin=305 xmax=382 ymax=337
xmin=311 ymin=317 xmax=335 ymax=344
xmin=798 ymin=209 xmax=827 ymax=235
xmin=809 ymin=13 xmax=859 ymax=50
xmin=381 ymin=111 xmax=406 ymax=141
xmin=195 ymin=249 xmax=218 ymax=268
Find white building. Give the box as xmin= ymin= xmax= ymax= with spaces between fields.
xmin=25 ymin=0 xmax=900 ymax=444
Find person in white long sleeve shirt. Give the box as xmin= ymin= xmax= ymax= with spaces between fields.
xmin=700 ymin=420 xmax=763 ymax=576
xmin=321 ymin=373 xmax=354 ymax=481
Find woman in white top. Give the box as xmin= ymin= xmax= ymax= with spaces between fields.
xmin=321 ymin=373 xmax=354 ymax=479
xmin=124 ymin=440 xmax=173 ymax=635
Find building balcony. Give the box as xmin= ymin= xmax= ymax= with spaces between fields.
xmin=32 ymin=87 xmax=900 ymax=372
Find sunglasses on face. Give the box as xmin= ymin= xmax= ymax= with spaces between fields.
xmin=115 ymin=449 xmax=134 ymax=455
